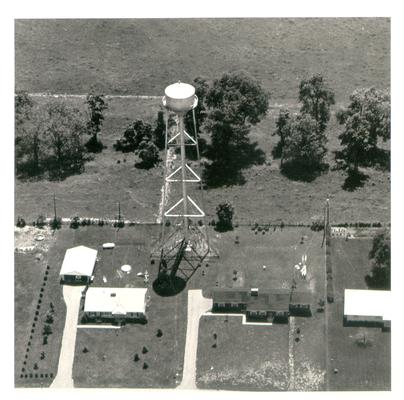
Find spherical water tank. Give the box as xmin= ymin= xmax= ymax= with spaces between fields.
xmin=163 ymin=81 xmax=198 ymax=113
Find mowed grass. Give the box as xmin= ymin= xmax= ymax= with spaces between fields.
xmin=14 ymin=228 xmax=68 ymax=387
xmin=15 ymin=19 xmax=390 ymax=102
xmin=196 ymin=316 xmax=290 ymax=391
xmin=67 ymin=225 xmax=188 ymax=388
xmin=326 ymin=238 xmax=390 ymax=390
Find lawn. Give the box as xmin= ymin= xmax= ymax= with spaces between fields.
xmin=193 ymin=226 xmax=327 ymax=391
xmin=15 ymin=19 xmax=390 ymax=102
xmin=68 ymin=225 xmax=188 ymax=388
xmin=326 ymin=237 xmax=391 ymax=390
xmin=14 ymin=226 xmax=67 ymax=387
xmin=196 ymin=315 xmax=290 ymax=391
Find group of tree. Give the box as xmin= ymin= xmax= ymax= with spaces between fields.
xmin=365 ymin=230 xmax=390 ymax=290
xmin=113 ymin=117 xmax=162 ymax=168
xmin=15 ymin=90 xmax=109 ymax=180
xmin=273 ymin=74 xmax=335 ymax=181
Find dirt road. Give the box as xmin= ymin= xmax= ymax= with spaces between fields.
xmin=178 ymin=290 xmax=212 ymax=390
xmin=50 ymin=285 xmax=84 ymax=388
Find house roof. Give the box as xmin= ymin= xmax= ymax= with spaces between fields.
xmin=344 ymin=289 xmax=391 ymax=321
xmin=290 ymin=291 xmax=312 ymax=305
xmin=84 ymin=287 xmax=148 ymax=315
xmin=212 ymin=288 xmax=250 ymax=304
xmin=59 ymin=245 xmax=97 ymax=277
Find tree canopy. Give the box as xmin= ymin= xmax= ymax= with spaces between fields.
xmin=85 ymin=92 xmax=108 ymax=152
xmin=336 ymin=88 xmax=390 ymax=187
xmin=299 ymin=74 xmax=335 ymax=134
xmin=366 ymin=230 xmax=390 ymax=290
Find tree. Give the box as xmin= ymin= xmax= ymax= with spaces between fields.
xmin=336 ymin=88 xmax=390 ymax=174
xmin=137 ymin=140 xmax=160 ymax=169
xmin=184 ymin=76 xmax=210 ymax=134
xmin=15 ymin=91 xmax=33 ymax=128
xmin=366 ymin=231 xmax=390 ymax=290
xmin=299 ymin=74 xmax=335 ymax=134
xmin=153 ymin=111 xmax=166 ymax=150
xmin=114 ymin=120 xmax=153 ymax=153
xmin=43 ymin=324 xmax=52 ymax=336
xmin=85 ymin=92 xmax=108 ymax=152
xmin=216 ymin=202 xmax=234 ymax=231
xmin=42 ymin=102 xmax=87 ymax=179
xmin=272 ymin=109 xmax=291 ymax=164
xmin=203 ymin=71 xmax=269 ymax=185
xmin=281 ymin=114 xmax=328 ymax=180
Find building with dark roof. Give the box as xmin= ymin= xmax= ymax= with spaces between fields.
xmin=212 ymin=287 xmax=312 ymax=322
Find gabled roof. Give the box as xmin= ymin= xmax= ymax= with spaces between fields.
xmin=84 ymin=287 xmax=148 ymax=315
xmin=59 ymin=245 xmax=97 ymax=277
xmin=344 ymin=289 xmax=391 ymax=321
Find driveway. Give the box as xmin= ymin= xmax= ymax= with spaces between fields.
xmin=50 ymin=285 xmax=84 ymax=388
xmin=178 ymin=290 xmax=212 ymax=390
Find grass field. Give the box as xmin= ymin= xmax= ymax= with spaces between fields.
xmin=14 ymin=227 xmax=67 ymax=387
xmin=15 ymin=19 xmax=390 ymax=102
xmin=326 ymin=238 xmax=391 ymax=390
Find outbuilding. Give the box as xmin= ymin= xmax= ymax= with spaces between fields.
xmin=83 ymin=287 xmax=148 ymax=323
xmin=59 ymin=245 xmax=98 ymax=284
xmin=344 ymin=289 xmax=391 ymax=331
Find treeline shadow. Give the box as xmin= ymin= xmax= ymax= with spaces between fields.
xmin=280 ymin=160 xmax=329 ymax=183
xmin=203 ymin=140 xmax=266 ymax=188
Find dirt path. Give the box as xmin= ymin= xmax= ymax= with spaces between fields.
xmin=50 ymin=285 xmax=84 ymax=388
xmin=178 ymin=290 xmax=212 ymax=390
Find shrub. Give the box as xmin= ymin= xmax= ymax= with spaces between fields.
xmin=83 ymin=347 xmax=89 ymax=353
xmin=70 ymin=216 xmax=80 ymax=229
xmin=137 ymin=140 xmax=160 ymax=169
xmin=134 ymin=353 xmax=139 ymax=362
xmin=98 ymin=219 xmax=105 ymax=227
xmin=45 ymin=314 xmax=54 ymax=324
xmin=33 ymin=363 xmax=38 ymax=370
xmin=43 ymin=336 xmax=48 ymax=345
xmin=212 ymin=343 xmax=217 ymax=348
xmin=50 ymin=217 xmax=62 ymax=230
xmin=215 ymin=202 xmax=234 ymax=232
xmin=310 ymin=219 xmax=324 ymax=231
xmin=142 ymin=346 xmax=148 ymax=354
xmin=143 ymin=362 xmax=148 ymax=370
xmin=36 ymin=215 xmax=46 ymax=229
xmin=156 ymin=329 xmax=163 ymax=338
xmin=43 ymin=324 xmax=52 ymax=336
xmin=16 ymin=216 xmax=26 ymax=228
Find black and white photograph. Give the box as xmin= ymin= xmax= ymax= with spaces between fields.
xmin=7 ymin=0 xmax=402 ymax=396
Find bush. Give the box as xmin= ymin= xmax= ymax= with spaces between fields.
xmin=215 ymin=202 xmax=234 ymax=232
xmin=98 ymin=219 xmax=105 ymax=226
xmin=310 ymin=219 xmax=324 ymax=231
xmin=136 ymin=140 xmax=160 ymax=169
xmin=50 ymin=217 xmax=62 ymax=230
xmin=70 ymin=216 xmax=80 ymax=229
xmin=43 ymin=324 xmax=52 ymax=336
xmin=16 ymin=216 xmax=26 ymax=228
xmin=114 ymin=220 xmax=125 ymax=228
xmin=143 ymin=362 xmax=148 ymax=370
xmin=36 ymin=215 xmax=46 ymax=229
xmin=45 ymin=314 xmax=54 ymax=324
xmin=156 ymin=329 xmax=163 ymax=338
xmin=142 ymin=346 xmax=148 ymax=354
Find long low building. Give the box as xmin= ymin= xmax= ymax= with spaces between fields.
xmin=83 ymin=287 xmax=148 ymax=323
xmin=344 ymin=289 xmax=391 ymax=331
xmin=59 ymin=245 xmax=98 ymax=284
xmin=212 ymin=288 xmax=311 ymax=322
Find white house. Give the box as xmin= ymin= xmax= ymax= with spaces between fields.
xmin=59 ymin=245 xmax=98 ymax=284
xmin=83 ymin=287 xmax=148 ymax=323
xmin=344 ymin=289 xmax=391 ymax=330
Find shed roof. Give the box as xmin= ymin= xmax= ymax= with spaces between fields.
xmin=344 ymin=289 xmax=391 ymax=321
xmin=59 ymin=245 xmax=97 ymax=277
xmin=84 ymin=287 xmax=148 ymax=315
xmin=290 ymin=291 xmax=312 ymax=305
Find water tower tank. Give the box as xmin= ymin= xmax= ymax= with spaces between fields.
xmin=163 ymin=81 xmax=198 ymax=113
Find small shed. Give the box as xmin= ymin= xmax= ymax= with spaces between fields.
xmin=59 ymin=245 xmax=97 ymax=284
xmin=83 ymin=287 xmax=148 ymax=323
xmin=344 ymin=289 xmax=391 ymax=330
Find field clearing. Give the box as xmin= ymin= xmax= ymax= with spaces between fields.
xmin=14 ymin=227 xmax=68 ymax=387
xmin=15 ymin=96 xmax=390 ymax=225
xmin=15 ymin=19 xmax=390 ymax=102
xmin=326 ymin=238 xmax=390 ymax=390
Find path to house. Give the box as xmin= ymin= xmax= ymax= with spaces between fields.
xmin=287 ymin=316 xmax=296 ymax=391
xmin=177 ymin=290 xmax=212 ymax=390
xmin=50 ymin=285 xmax=84 ymax=388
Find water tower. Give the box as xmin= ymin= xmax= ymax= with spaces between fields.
xmin=152 ymin=81 xmax=212 ymax=293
